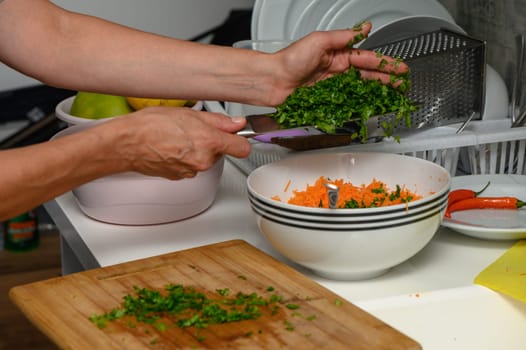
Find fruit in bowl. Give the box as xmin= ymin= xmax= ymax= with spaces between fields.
xmin=69 ymin=92 xmax=133 ymax=119
xmin=126 ymin=96 xmax=197 ymax=110
xmin=56 ymin=93 xmax=202 ymax=126
xmin=246 ymin=152 xmax=450 ymax=281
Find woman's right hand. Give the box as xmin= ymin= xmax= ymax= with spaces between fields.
xmin=88 ymin=107 xmax=251 ymax=180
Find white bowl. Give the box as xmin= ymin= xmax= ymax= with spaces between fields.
xmin=56 ymin=96 xmax=203 ymax=126
xmin=246 ymin=152 xmax=450 ymax=280
xmin=51 ymin=123 xmax=223 ymax=225
xmin=248 ymin=152 xmax=450 ymax=215
xmin=256 ymin=211 xmax=442 ymax=280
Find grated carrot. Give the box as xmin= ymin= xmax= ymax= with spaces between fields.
xmin=284 ymin=176 xmax=422 ymax=209
xmin=283 ymin=179 xmax=292 ymax=193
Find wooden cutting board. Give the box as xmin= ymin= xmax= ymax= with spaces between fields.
xmin=10 ymin=240 xmax=421 ymax=349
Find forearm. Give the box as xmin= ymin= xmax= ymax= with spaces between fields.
xmin=0 ymin=121 xmax=129 ymax=220
xmin=0 ymin=0 xmax=280 ymax=106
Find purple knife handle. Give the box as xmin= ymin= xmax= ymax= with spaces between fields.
xmin=253 ymin=129 xmax=311 ymax=143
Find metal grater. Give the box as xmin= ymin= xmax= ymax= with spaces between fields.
xmin=368 ymin=29 xmax=486 ymax=132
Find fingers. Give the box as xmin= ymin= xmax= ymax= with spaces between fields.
xmin=358 ymin=70 xmax=410 ymax=90
xmin=349 ymin=49 xmax=409 ymax=75
xmin=195 ymin=111 xmax=251 ymax=158
xmin=309 ymin=22 xmax=372 ymax=51
xmin=345 ymin=21 xmax=372 ymax=47
xmin=117 ymin=108 xmax=252 ymax=180
xmin=200 ymin=112 xmax=247 ymax=133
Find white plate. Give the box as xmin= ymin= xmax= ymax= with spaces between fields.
xmin=291 ymin=0 xmax=339 ymax=40
xmin=252 ymin=0 xmax=313 ymax=40
xmin=251 ymin=0 xmax=288 ymax=40
xmin=284 ymin=0 xmax=317 ymax=40
xmin=359 ymin=15 xmax=465 ymax=50
xmin=254 ymin=0 xmax=456 ymax=41
xmin=317 ymin=0 xmax=455 ymax=35
xmin=442 ymin=175 xmax=526 ymax=240
xmin=315 ymin=0 xmax=352 ymax=35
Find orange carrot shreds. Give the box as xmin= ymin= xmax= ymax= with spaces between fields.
xmin=283 ymin=179 xmax=292 ymax=193
xmin=284 ymin=176 xmax=422 ymax=209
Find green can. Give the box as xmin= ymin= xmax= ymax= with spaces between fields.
xmin=3 ymin=211 xmax=39 ymax=252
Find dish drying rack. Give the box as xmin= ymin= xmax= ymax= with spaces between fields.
xmin=225 ymin=119 xmax=526 ymax=177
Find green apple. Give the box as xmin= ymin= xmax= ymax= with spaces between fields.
xmin=70 ymin=92 xmax=133 ymax=119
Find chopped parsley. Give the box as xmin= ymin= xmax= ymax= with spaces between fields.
xmin=270 ymin=66 xmax=416 ymax=143
xmin=88 ymin=283 xmax=343 ymax=344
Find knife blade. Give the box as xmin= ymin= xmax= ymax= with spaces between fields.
xmin=237 ymin=113 xmax=383 ymax=149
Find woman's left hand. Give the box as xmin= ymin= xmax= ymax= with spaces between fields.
xmin=268 ymin=21 xmax=410 ymax=106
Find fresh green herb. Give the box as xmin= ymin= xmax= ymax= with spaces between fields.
xmin=402 ymin=195 xmax=414 ymax=203
xmin=269 ymin=294 xmax=282 ymax=303
xmin=89 ymin=283 xmax=317 ymax=344
xmin=352 ymin=21 xmax=366 ymax=31
xmin=378 ymin=58 xmax=388 ymax=69
xmin=90 ymin=285 xmax=273 ymax=336
xmin=389 ymin=185 xmax=402 ymax=201
xmin=270 ymin=66 xmax=416 ymax=143
xmin=154 ymin=322 xmax=167 ymax=332
xmin=347 ymin=32 xmax=365 ymax=47
xmin=216 ymin=288 xmax=230 ymax=296
xmin=334 ymin=299 xmax=343 ymax=307
xmin=344 ymin=198 xmax=360 ymax=208
xmin=371 ymin=183 xmax=385 ymax=194
xmin=284 ymin=320 xmax=295 ymax=331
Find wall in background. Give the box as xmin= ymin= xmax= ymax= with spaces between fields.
xmin=0 ymin=0 xmax=254 ymax=92
xmin=438 ymin=0 xmax=525 ymax=104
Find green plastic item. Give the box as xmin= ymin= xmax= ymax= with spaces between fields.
xmin=3 ymin=211 xmax=39 ymax=252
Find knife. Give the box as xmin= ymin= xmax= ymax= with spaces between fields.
xmin=236 ymin=114 xmax=323 ymax=141
xmin=237 ymin=113 xmax=383 ymax=150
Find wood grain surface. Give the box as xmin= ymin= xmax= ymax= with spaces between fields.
xmin=9 ymin=240 xmax=421 ymax=349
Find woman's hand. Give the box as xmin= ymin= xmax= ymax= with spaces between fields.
xmin=98 ymin=107 xmax=250 ymax=180
xmin=267 ymin=21 xmax=410 ymax=106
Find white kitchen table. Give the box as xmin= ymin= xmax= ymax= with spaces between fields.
xmin=44 ymin=158 xmax=526 ymax=350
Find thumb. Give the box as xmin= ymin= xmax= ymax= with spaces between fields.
xmin=203 ymin=112 xmax=248 ymax=133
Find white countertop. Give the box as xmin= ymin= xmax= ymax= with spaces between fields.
xmin=45 ymin=159 xmax=526 ymax=350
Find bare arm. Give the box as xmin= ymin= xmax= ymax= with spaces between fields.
xmin=0 ymin=0 xmax=409 ymax=220
xmin=0 ymin=0 xmax=407 ymax=107
xmin=0 ymin=108 xmax=249 ymax=220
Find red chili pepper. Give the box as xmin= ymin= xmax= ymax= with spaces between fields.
xmin=447 ymin=181 xmax=490 ymax=208
xmin=445 ymin=196 xmax=526 ymax=218
xmin=445 ymin=182 xmax=490 ymax=218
